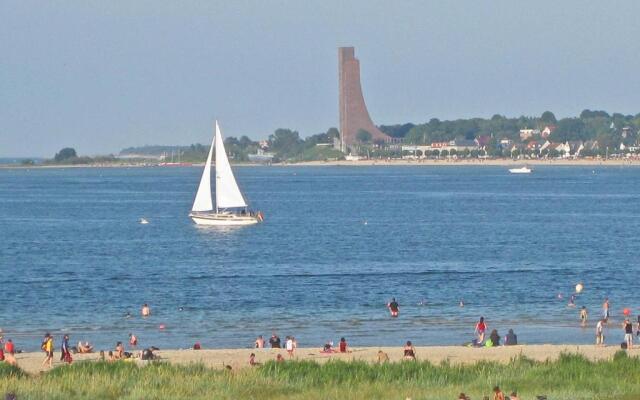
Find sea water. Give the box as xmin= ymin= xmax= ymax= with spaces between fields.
xmin=1 ymin=165 xmax=639 ymax=351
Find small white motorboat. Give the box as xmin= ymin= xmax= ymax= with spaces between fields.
xmin=509 ymin=166 xmax=532 ymax=174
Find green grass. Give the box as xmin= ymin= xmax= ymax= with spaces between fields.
xmin=2 ymin=352 xmax=640 ymax=399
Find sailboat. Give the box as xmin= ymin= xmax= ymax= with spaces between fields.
xmin=189 ymin=121 xmax=263 ymax=226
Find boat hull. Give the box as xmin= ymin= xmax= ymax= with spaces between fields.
xmin=509 ymin=168 xmax=531 ymax=174
xmin=189 ymin=212 xmax=260 ymax=226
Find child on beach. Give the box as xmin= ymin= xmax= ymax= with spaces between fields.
xmin=387 ymin=298 xmax=399 ymax=317
xmin=285 ymin=336 xmax=296 ymax=358
xmin=475 ymin=317 xmax=487 ymax=344
xmin=249 ymin=353 xmax=260 ymax=366
xmin=377 ymin=350 xmax=389 ymax=363
xmin=596 ymin=319 xmax=605 ymax=346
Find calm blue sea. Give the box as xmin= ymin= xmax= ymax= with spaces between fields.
xmin=1 ymin=165 xmax=639 ymax=351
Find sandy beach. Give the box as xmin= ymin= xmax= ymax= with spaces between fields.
xmin=12 ymin=344 xmax=638 ymax=375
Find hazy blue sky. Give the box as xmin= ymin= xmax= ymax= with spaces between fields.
xmin=2 ymin=1 xmax=640 ymax=157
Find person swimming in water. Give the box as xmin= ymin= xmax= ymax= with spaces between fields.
xmin=459 ymin=299 xmax=465 ymax=307
xmin=568 ymin=294 xmax=576 ymax=307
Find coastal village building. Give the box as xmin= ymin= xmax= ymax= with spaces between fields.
xmin=402 ymin=139 xmax=480 ymax=157
xmin=519 ymin=128 xmax=540 ymax=140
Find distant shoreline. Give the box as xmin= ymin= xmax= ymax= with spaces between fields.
xmin=2 ymin=158 xmax=640 ymax=170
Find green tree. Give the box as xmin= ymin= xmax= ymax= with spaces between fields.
xmin=54 ymin=148 xmax=77 ymax=162
xmin=541 ymin=111 xmax=557 ymax=124
xmin=356 ymin=129 xmax=372 ymax=144
xmin=326 ymin=127 xmax=340 ymax=140
xmin=269 ymin=129 xmax=302 ymax=158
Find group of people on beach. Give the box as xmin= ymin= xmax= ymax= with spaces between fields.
xmin=254 ymin=332 xmax=299 ymax=359
xmin=473 ymin=317 xmax=518 ymax=347
xmin=0 ymin=335 xmax=18 ymax=366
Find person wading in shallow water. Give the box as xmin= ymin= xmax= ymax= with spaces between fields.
xmin=141 ymin=304 xmax=151 ymax=317
xmin=387 ymin=298 xmax=399 ymax=317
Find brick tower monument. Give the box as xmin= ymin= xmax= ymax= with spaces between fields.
xmin=338 ymin=47 xmax=389 ymax=152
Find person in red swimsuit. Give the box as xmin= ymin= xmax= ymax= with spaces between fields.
xmin=475 ymin=316 xmax=487 ymax=344
xmin=339 ymin=337 xmax=350 ymax=353
xmin=387 ymin=298 xmax=399 ymax=317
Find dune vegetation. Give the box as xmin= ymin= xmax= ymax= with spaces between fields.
xmin=1 ymin=352 xmax=639 ymax=399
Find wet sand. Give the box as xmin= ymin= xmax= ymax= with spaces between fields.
xmin=12 ymin=344 xmax=638 ymax=375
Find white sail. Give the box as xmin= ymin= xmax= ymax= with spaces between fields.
xmin=214 ymin=121 xmax=248 ymax=209
xmin=191 ymin=132 xmax=215 ymax=212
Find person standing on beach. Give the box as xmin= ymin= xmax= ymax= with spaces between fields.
xmin=269 ymin=332 xmax=281 ymax=348
xmin=623 ymin=318 xmax=633 ymax=349
xmin=41 ymin=333 xmax=54 ymax=368
xmin=60 ymin=335 xmax=72 ymax=364
xmin=602 ymin=298 xmax=610 ymax=321
xmin=285 ymin=336 xmax=296 ymax=359
xmin=255 ymin=335 xmax=265 ymax=348
xmin=596 ymin=319 xmax=605 ymax=346
xmin=475 ymin=317 xmax=487 ymax=344
xmin=387 ymin=298 xmax=399 ymax=317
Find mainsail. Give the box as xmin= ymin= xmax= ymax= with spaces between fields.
xmin=214 ymin=121 xmax=248 ymax=209
xmin=191 ymin=131 xmax=215 ymax=212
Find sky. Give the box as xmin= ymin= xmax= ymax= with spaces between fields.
xmin=2 ymin=1 xmax=640 ymax=157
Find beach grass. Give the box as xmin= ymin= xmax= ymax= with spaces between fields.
xmin=1 ymin=352 xmax=639 ymax=399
